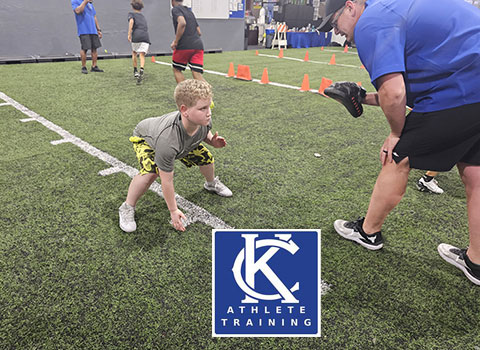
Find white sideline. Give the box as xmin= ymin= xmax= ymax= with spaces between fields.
xmin=0 ymin=91 xmax=233 ymax=230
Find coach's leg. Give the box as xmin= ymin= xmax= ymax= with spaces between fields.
xmin=458 ymin=162 xmax=480 ymax=264
xmin=363 ymin=157 xmax=411 ymax=234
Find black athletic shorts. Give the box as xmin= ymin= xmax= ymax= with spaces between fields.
xmin=393 ymin=102 xmax=480 ymax=171
xmin=79 ymin=34 xmax=101 ymax=51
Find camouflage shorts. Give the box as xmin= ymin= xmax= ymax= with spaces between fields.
xmin=129 ymin=136 xmax=214 ymax=175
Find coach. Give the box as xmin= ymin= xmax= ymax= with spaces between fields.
xmin=318 ymin=0 xmax=480 ymax=285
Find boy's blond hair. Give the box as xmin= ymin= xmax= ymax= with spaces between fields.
xmin=174 ymin=79 xmax=213 ymax=108
xmin=131 ymin=0 xmax=144 ymax=10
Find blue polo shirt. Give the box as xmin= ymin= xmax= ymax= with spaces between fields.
xmin=355 ymin=0 xmax=480 ymax=112
xmin=71 ymin=0 xmax=98 ymax=36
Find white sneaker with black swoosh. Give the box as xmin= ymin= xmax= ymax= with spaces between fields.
xmin=334 ymin=217 xmax=384 ymax=250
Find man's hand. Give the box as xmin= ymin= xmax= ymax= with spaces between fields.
xmin=208 ymin=132 xmax=227 ymax=148
xmin=380 ymin=132 xmax=401 ymax=165
xmin=170 ymin=209 xmax=187 ymax=232
xmin=170 ymin=40 xmax=177 ymax=51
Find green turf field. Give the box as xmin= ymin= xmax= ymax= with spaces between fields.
xmin=1 ymin=47 xmax=479 ymax=349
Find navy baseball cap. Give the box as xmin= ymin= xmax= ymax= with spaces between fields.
xmin=317 ymin=0 xmax=347 ymax=32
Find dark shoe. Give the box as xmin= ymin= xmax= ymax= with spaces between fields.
xmin=81 ymin=66 xmax=88 ymax=74
xmin=134 ymin=68 xmax=139 ymax=78
xmin=136 ymin=69 xmax=144 ymax=84
xmin=438 ymin=244 xmax=480 ymax=285
xmin=333 ymin=217 xmax=384 ymax=250
xmin=91 ymin=66 xmax=104 ymax=72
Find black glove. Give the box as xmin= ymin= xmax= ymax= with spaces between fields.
xmin=324 ymin=81 xmax=367 ymax=118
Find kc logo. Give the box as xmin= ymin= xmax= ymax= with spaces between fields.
xmin=212 ymin=229 xmax=321 ymax=337
xmin=232 ymin=234 xmax=300 ymax=304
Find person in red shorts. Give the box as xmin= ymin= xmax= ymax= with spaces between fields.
xmin=170 ymin=0 xmax=206 ymax=83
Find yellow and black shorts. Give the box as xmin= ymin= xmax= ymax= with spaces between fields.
xmin=129 ymin=136 xmax=214 ymax=175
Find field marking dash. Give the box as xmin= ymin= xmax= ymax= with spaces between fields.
xmin=0 ymin=91 xmax=233 ymax=230
xmin=0 ymin=102 xmax=10 ymax=107
xmin=20 ymin=117 xmax=36 ymax=123
xmin=98 ymin=167 xmax=123 ymax=176
xmin=51 ymin=139 xmax=72 ymax=145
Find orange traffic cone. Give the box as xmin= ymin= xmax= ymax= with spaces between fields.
xmin=304 ymin=50 xmax=309 ymax=62
xmin=328 ymin=54 xmax=336 ymax=65
xmin=360 ymin=64 xmax=365 ymax=69
xmin=318 ymin=77 xmax=333 ymax=96
xmin=236 ymin=64 xmax=252 ymax=81
xmin=227 ymin=62 xmax=235 ymax=77
xmin=357 ymin=82 xmax=362 ymax=86
xmin=321 ymin=46 xmax=324 ymax=51
xmin=278 ymin=48 xmax=284 ymax=58
xmin=255 ymin=50 xmax=259 ymax=56
xmin=151 ymin=55 xmax=156 ymax=62
xmin=260 ymin=68 xmax=270 ymax=84
xmin=343 ymin=45 xmax=348 ymax=53
xmin=300 ymin=74 xmax=310 ymax=92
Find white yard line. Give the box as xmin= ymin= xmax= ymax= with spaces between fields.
xmin=0 ymin=91 xmax=233 ymax=230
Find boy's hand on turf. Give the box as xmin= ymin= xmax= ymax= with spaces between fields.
xmin=210 ymin=132 xmax=226 ymax=148
xmin=170 ymin=209 xmax=187 ymax=231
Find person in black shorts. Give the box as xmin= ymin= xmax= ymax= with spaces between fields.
xmin=71 ymin=0 xmax=104 ymax=74
xmin=318 ymin=0 xmax=480 ymax=285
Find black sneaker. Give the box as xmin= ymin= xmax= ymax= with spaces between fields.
xmin=81 ymin=66 xmax=88 ymax=74
xmin=134 ymin=68 xmax=139 ymax=78
xmin=333 ymin=217 xmax=384 ymax=250
xmin=438 ymin=244 xmax=480 ymax=285
xmin=136 ymin=69 xmax=144 ymax=84
xmin=91 ymin=66 xmax=104 ymax=72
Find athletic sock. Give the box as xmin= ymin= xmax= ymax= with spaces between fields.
xmin=423 ymin=175 xmax=434 ymax=182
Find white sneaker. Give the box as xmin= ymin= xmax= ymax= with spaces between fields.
xmin=333 ymin=217 xmax=384 ymax=251
xmin=417 ymin=177 xmax=444 ymax=194
xmin=204 ymin=176 xmax=232 ymax=197
xmin=438 ymin=243 xmax=480 ymax=285
xmin=119 ymin=202 xmax=137 ymax=232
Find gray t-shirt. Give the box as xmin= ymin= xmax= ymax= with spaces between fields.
xmin=128 ymin=12 xmax=150 ymax=44
xmin=171 ymin=5 xmax=203 ymax=50
xmin=133 ymin=111 xmax=212 ymax=172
